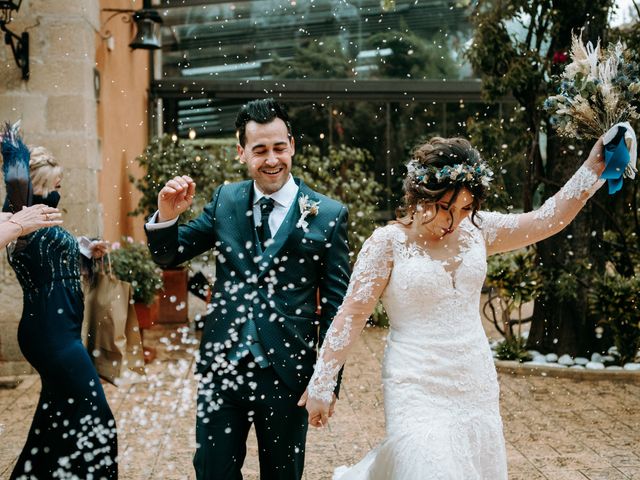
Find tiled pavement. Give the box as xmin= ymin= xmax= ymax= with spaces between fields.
xmin=1 ymin=323 xmax=640 ymax=479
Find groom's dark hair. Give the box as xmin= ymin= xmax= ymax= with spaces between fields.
xmin=235 ymin=98 xmax=292 ymax=147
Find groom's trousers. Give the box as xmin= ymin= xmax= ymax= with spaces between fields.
xmin=194 ymin=355 xmax=308 ymax=480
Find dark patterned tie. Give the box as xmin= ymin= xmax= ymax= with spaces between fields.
xmin=257 ymin=197 xmax=275 ymax=250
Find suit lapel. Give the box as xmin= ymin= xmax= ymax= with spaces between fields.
xmin=258 ymin=179 xmax=316 ymax=276
xmin=232 ymin=181 xmax=261 ymax=261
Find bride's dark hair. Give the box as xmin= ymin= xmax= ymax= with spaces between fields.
xmin=395 ymin=137 xmax=491 ymax=226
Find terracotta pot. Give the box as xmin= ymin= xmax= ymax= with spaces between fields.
xmin=134 ymin=297 xmax=159 ymax=363
xmin=134 ymin=296 xmax=160 ymax=330
xmin=158 ymin=267 xmax=189 ymax=324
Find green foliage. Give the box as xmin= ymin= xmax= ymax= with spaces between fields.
xmin=485 ymin=248 xmax=540 ymax=339
xmin=589 ymin=271 xmax=640 ymax=365
xmin=129 ymin=135 xmax=243 ymax=221
xmin=536 ymin=259 xmax=597 ymax=304
xmin=110 ymin=237 xmax=164 ymax=305
xmin=467 ymin=0 xmax=611 ymax=106
xmin=371 ymin=301 xmax=390 ymax=328
xmin=265 ymin=29 xmax=461 ymax=81
xmin=553 ymin=270 xmax=582 ymax=303
xmin=611 ymin=9 xmax=640 ymax=55
xmin=466 ymin=112 xmax=527 ymax=211
xmin=265 ymin=38 xmax=352 ymax=79
xmin=601 ymin=229 xmax=640 ymax=278
xmin=292 ymin=145 xmax=384 ymax=256
xmin=465 ymin=0 xmax=614 ymax=201
xmin=465 ymin=0 xmax=626 ymax=356
xmin=466 ymin=15 xmax=516 ymax=98
xmin=495 ymin=336 xmax=532 ymax=362
xmin=364 ymin=30 xmax=459 ymax=80
xmin=596 ymin=21 xmax=640 ymax=278
xmin=486 ymin=247 xmax=541 ymax=310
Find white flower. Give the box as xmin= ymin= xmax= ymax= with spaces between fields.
xmin=296 ymin=195 xmax=320 ymax=232
xmin=450 ymin=164 xmax=464 ymax=180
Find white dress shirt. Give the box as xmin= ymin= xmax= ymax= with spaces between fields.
xmin=145 ymin=175 xmax=299 ymax=240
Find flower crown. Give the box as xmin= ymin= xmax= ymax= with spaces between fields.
xmin=407 ymin=159 xmax=494 ymax=189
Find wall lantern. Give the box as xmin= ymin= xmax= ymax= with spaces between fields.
xmin=0 ymin=0 xmax=29 ymax=80
xmin=102 ymin=7 xmax=163 ymax=51
xmin=129 ymin=9 xmax=162 ymax=50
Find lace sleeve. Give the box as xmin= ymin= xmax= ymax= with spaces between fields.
xmin=481 ymin=165 xmax=604 ymax=255
xmin=306 ymin=226 xmax=396 ymax=403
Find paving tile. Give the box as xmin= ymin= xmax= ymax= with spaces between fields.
xmin=539 ymin=470 xmax=589 ymax=480
xmin=508 ymin=468 xmax=547 ymax=480
xmin=528 ymin=454 xmax=614 ymax=471
xmin=604 ymin=454 xmax=640 ymax=468
xmin=579 ymin=468 xmax=630 ymax=480
xmin=618 ymin=467 xmax=640 ymax=479
xmin=1 ymin=322 xmax=640 ymax=479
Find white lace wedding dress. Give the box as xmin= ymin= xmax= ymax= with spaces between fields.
xmin=306 ymin=165 xmax=604 ymax=480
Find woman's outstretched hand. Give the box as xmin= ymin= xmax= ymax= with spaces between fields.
xmin=297 ymin=389 xmax=337 ymax=428
xmin=157 ymin=175 xmax=196 ymax=222
xmin=10 ymin=204 xmax=62 ymax=235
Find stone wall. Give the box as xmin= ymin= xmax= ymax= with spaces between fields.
xmin=0 ymin=0 xmax=101 ymax=376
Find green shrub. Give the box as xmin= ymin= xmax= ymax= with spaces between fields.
xmin=589 ymin=271 xmax=640 ymax=365
xmin=484 ymin=247 xmax=540 ymax=340
xmin=292 ymin=144 xmax=383 ymax=256
xmin=129 ymin=135 xmax=243 ymax=222
xmin=495 ymin=336 xmax=532 ymax=362
xmin=110 ymin=237 xmax=164 ymax=305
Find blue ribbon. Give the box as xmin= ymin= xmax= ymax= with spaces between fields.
xmin=601 ymin=125 xmax=630 ymax=195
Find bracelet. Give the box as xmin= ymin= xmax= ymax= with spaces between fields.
xmin=8 ymin=219 xmax=24 ymax=236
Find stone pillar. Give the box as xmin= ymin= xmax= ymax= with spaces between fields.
xmin=0 ymin=0 xmax=101 ymax=376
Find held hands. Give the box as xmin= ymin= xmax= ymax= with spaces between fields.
xmin=584 ymin=137 xmax=605 ymax=176
xmin=297 ymin=389 xmax=337 ymax=428
xmin=158 ymin=175 xmax=196 ymax=222
xmin=9 ymin=205 xmax=63 ymax=236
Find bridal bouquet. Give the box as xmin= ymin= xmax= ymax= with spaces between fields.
xmin=544 ymin=33 xmax=639 ymax=194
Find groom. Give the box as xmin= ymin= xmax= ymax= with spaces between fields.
xmin=145 ymin=98 xmax=350 ymax=479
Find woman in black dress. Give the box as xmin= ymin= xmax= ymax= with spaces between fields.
xmin=2 ymin=123 xmax=118 ymax=479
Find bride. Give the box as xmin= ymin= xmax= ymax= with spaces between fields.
xmin=298 ymin=136 xmax=605 ymax=479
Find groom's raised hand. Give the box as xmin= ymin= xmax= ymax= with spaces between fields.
xmin=158 ymin=175 xmax=196 ymax=222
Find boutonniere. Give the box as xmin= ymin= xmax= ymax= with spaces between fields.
xmin=296 ymin=194 xmax=320 ymax=232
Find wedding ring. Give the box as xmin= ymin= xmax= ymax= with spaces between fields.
xmin=44 ymin=213 xmax=49 ymax=221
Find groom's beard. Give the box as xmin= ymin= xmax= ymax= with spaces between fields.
xmin=32 ymin=191 xmax=61 ymax=208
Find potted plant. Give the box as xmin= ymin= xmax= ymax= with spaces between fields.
xmin=110 ymin=237 xmax=164 ymax=362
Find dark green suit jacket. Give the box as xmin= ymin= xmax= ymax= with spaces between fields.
xmin=146 ymin=178 xmax=350 ymax=394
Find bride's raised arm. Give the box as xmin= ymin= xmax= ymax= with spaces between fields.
xmin=301 ymin=226 xmax=396 ymax=424
xmin=481 ymin=138 xmax=605 ymax=256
